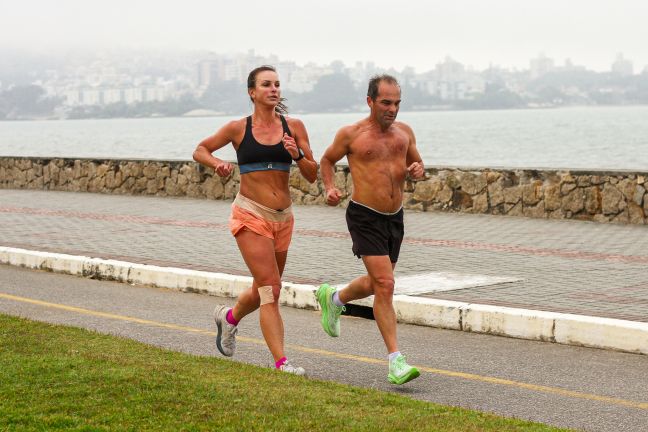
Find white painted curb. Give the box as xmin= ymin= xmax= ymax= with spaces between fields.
xmin=2 ymin=246 xmax=647 ymax=355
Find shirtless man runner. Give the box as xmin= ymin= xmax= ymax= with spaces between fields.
xmin=317 ymin=74 xmax=425 ymax=385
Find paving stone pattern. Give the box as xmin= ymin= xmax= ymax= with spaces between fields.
xmin=1 ymin=189 xmax=647 ymax=322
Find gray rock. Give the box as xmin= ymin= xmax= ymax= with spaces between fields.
xmin=601 ymin=184 xmax=624 ymax=215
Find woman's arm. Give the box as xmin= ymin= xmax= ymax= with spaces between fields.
xmin=192 ymin=120 xmax=241 ymax=177
xmin=286 ymin=117 xmax=318 ymax=183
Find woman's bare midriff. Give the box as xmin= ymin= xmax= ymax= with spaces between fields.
xmin=239 ymin=170 xmax=292 ymax=211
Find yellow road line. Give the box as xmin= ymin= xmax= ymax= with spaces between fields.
xmin=2 ymin=292 xmax=647 ymax=410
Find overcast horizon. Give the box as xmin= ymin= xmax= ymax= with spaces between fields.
xmin=2 ymin=0 xmax=647 ymax=73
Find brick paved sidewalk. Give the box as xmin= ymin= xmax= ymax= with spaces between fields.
xmin=1 ymin=189 xmax=647 ymax=323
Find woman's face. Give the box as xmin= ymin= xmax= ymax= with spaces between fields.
xmin=249 ymin=70 xmax=281 ymax=106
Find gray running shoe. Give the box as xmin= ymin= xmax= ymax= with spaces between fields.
xmin=279 ymin=360 xmax=306 ymax=376
xmin=213 ymin=305 xmax=237 ymax=357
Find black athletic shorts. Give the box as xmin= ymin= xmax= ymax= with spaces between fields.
xmin=345 ymin=200 xmax=404 ymax=263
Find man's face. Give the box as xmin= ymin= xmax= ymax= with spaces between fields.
xmin=368 ymin=81 xmax=401 ymax=128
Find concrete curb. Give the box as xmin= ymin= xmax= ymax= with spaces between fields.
xmin=2 ymin=246 xmax=647 ymax=356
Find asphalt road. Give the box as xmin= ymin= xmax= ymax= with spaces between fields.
xmin=1 ymin=264 xmax=647 ymax=432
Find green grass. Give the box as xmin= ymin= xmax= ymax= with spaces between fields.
xmin=0 ymin=314 xmax=572 ymax=431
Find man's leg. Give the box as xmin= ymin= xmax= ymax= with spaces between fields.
xmin=363 ymin=255 xmax=419 ymax=385
xmin=361 ymin=255 xmax=398 ymax=353
xmin=316 ymin=273 xmax=370 ymax=336
xmin=337 ymin=275 xmax=373 ymax=303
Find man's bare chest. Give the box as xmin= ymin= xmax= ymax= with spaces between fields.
xmin=350 ymin=136 xmax=408 ymax=161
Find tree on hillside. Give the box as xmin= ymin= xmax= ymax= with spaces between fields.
xmin=457 ymin=82 xmax=525 ymax=109
xmin=0 ymin=85 xmax=61 ymax=119
xmin=300 ymin=73 xmax=361 ymax=112
xmin=200 ymin=80 xmax=249 ymax=114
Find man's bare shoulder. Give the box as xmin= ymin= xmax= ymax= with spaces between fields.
xmin=336 ymin=118 xmax=371 ymax=140
xmin=332 ymin=121 xmax=356 ymax=141
xmin=339 ymin=119 xmax=367 ymax=134
xmin=393 ymin=121 xmax=414 ymax=135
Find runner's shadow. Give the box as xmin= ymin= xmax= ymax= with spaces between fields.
xmin=390 ymin=385 xmax=424 ymax=395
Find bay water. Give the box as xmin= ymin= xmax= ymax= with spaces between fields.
xmin=1 ymin=106 xmax=647 ymax=171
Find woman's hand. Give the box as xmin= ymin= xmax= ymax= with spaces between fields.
xmin=282 ymin=133 xmax=300 ymax=159
xmin=214 ymin=160 xmax=234 ymax=177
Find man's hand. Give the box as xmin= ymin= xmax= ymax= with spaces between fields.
xmin=407 ymin=162 xmax=425 ymax=180
xmin=326 ymin=188 xmax=343 ymax=206
xmin=214 ymin=160 xmax=234 ymax=177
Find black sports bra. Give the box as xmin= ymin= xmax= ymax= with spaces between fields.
xmin=236 ymin=115 xmax=293 ymax=174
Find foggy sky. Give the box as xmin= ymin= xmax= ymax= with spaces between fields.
xmin=2 ymin=0 xmax=647 ymax=72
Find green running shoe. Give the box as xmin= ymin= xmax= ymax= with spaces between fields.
xmin=316 ymin=283 xmax=345 ymax=337
xmin=388 ymin=354 xmax=420 ymax=385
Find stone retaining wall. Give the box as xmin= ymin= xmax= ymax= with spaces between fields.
xmin=1 ymin=157 xmax=646 ymax=225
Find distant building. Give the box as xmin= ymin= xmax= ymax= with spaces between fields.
xmin=123 ymin=88 xmax=144 ymax=104
xmin=63 ymin=89 xmax=82 ymax=106
xmin=412 ymin=57 xmax=484 ymax=101
xmin=530 ymin=53 xmax=555 ymax=79
xmin=61 ymin=85 xmax=173 ymax=106
xmin=275 ymin=61 xmax=298 ymax=83
xmin=196 ymin=49 xmax=274 ymax=92
xmin=436 ymin=56 xmax=464 ymax=81
xmin=560 ymin=58 xmax=585 ymax=72
xmin=285 ymin=64 xmax=333 ymax=93
xmin=81 ymin=89 xmax=101 ymax=106
xmin=222 ymin=62 xmax=246 ymax=82
xmin=197 ymin=60 xmax=213 ymax=89
xmin=144 ymin=86 xmax=168 ymax=102
xmin=102 ymin=88 xmax=122 ymax=104
xmin=611 ymin=53 xmax=633 ymax=77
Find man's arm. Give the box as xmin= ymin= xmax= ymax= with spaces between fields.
xmin=320 ymin=126 xmax=352 ymax=206
xmin=402 ymin=123 xmax=425 ymax=180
